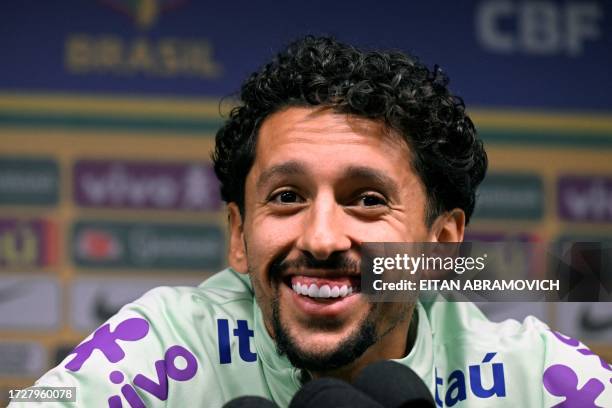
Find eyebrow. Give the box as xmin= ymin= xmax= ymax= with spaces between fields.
xmin=256 ymin=161 xmax=308 ymax=190
xmin=342 ymin=165 xmax=400 ymax=197
xmin=256 ymin=161 xmax=400 ymax=196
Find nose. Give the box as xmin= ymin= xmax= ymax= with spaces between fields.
xmin=295 ymin=194 xmax=352 ymax=260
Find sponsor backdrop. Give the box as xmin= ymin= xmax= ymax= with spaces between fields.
xmin=0 ymin=0 xmax=611 ymax=401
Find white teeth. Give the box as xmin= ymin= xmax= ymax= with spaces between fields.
xmin=291 ymin=281 xmax=356 ymax=298
xmin=319 ymin=285 xmax=331 ymax=298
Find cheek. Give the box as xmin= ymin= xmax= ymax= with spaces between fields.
xmin=243 ymin=217 xmax=299 ymax=287
xmin=248 ymin=215 xmax=302 ymax=253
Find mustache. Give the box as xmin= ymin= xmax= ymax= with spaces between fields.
xmin=269 ymin=252 xmax=360 ymax=276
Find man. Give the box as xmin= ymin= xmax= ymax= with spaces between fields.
xmin=12 ymin=36 xmax=611 ymax=407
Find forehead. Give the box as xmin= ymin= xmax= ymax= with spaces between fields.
xmin=254 ymin=107 xmax=411 ymax=166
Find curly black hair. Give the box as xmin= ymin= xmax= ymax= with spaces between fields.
xmin=212 ymin=36 xmax=487 ymax=225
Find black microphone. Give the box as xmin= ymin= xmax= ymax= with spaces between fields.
xmin=289 ymin=377 xmax=383 ymax=408
xmin=352 ymin=361 xmax=435 ymax=408
xmin=222 ymin=396 xmax=280 ymax=407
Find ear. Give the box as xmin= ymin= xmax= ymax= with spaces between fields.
xmin=429 ymin=209 xmax=465 ymax=243
xmin=228 ymin=202 xmax=248 ymax=274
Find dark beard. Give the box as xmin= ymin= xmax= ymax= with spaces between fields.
xmin=257 ymin=251 xmax=409 ymax=372
xmin=271 ymin=296 xmax=378 ymax=372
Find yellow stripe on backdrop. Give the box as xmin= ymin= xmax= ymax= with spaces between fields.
xmin=0 ymin=92 xmax=228 ymax=119
xmin=2 ymin=92 xmax=612 ymax=133
xmin=471 ymin=108 xmax=612 ymax=134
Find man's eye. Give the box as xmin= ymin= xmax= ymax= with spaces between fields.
xmin=358 ymin=194 xmax=387 ymax=207
xmin=270 ymin=190 xmax=303 ymax=204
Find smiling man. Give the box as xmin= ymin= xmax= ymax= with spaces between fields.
xmin=212 ymin=37 xmax=482 ymax=388
xmin=12 ymin=36 xmax=612 ymax=408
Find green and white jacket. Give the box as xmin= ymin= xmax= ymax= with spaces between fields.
xmin=10 ymin=268 xmax=612 ymax=407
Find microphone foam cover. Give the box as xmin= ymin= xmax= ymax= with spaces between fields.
xmin=290 ymin=377 xmax=382 ymax=408
xmin=353 ymin=360 xmax=435 ymax=408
